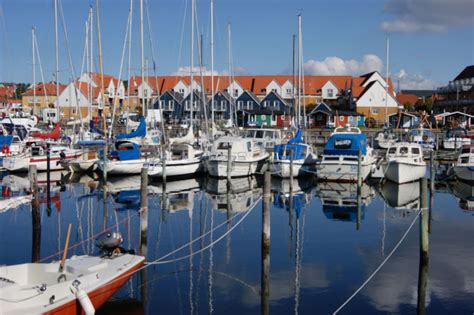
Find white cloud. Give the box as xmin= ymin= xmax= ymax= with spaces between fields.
xmin=171 ymin=66 xmax=218 ymax=76
xmin=303 ymin=54 xmax=384 ymax=76
xmin=381 ymin=0 xmax=474 ymax=33
xmin=395 ymin=69 xmax=439 ymax=90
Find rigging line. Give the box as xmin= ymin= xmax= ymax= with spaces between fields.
xmin=332 ymin=209 xmax=422 ymax=315
xmin=176 ymin=0 xmax=189 ymax=73
xmin=34 ymin=32 xmax=50 ymax=103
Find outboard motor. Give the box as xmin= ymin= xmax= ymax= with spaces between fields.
xmin=96 ymin=232 xmax=132 ymax=257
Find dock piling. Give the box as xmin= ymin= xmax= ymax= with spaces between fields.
xmin=261 ymin=171 xmax=271 ymax=315
xmin=29 ymin=165 xmax=40 ymax=263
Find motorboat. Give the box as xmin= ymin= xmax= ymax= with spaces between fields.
xmin=317 ymin=125 xmax=377 ymax=182
xmin=148 ymin=143 xmax=204 ymax=179
xmin=453 ymin=144 xmax=474 ymax=182
xmin=451 ymin=180 xmax=474 ymax=211
xmin=2 ymin=143 xmax=84 ymax=172
xmin=270 ymin=129 xmax=318 ymax=178
xmin=96 ymin=141 xmax=150 ymax=176
xmin=384 ymin=142 xmax=426 ymax=184
xmin=374 ymin=126 xmax=398 ymax=149
xmin=443 ymin=127 xmax=471 ymax=150
xmin=243 ymin=128 xmax=283 ymax=151
xmin=0 ymin=253 xmax=144 ymax=314
xmin=407 ymin=127 xmax=435 ymax=150
xmin=206 ymin=136 xmax=269 ymax=178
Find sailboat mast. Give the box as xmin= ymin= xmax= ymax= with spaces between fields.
xmin=385 ymin=36 xmax=389 ymax=126
xmin=297 ymin=14 xmax=302 ymax=128
xmin=54 ymin=0 xmax=59 ymax=118
xmin=140 ymin=0 xmax=146 ymax=117
xmin=190 ymin=0 xmax=195 ymax=129
xmin=32 ymin=27 xmax=36 ymax=116
xmin=227 ymin=23 xmax=234 ymax=126
xmin=210 ymin=0 xmax=215 ymax=136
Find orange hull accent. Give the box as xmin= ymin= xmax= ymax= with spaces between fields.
xmin=43 ymin=261 xmax=144 ymax=315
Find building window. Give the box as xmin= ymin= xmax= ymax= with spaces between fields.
xmin=234 ymin=89 xmax=239 ymax=97
xmin=168 ymin=100 xmax=174 ymax=111
xmin=273 ymin=100 xmax=278 ymax=107
xmin=220 ymin=101 xmax=226 ymax=111
xmin=286 ymin=88 xmax=292 ymax=94
xmin=237 ymin=101 xmax=243 ymax=109
xmin=340 ymin=116 xmax=344 ymax=121
xmin=185 ymin=100 xmax=190 ymax=110
xmin=371 ymin=107 xmax=379 ymax=115
xmin=261 ymin=89 xmax=266 ymax=93
xmin=271 ymin=89 xmax=277 ymax=93
xmin=179 ymin=89 xmax=184 ymax=94
xmin=263 ymin=101 xmax=269 ymax=107
xmin=327 ymin=89 xmax=333 ymax=98
xmin=246 ymin=101 xmax=252 ymax=110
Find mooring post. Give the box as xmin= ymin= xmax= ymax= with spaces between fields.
xmin=261 ymin=170 xmax=271 ymax=315
xmin=357 ymin=149 xmax=362 ymax=189
xmin=429 ymin=150 xmax=435 ymax=192
xmin=417 ymin=177 xmax=429 ymax=315
xmin=46 ymin=142 xmax=51 ymax=213
xmin=29 ymin=165 xmax=40 ymax=262
xmin=227 ymin=144 xmax=232 ymax=185
xmin=289 ymin=149 xmax=294 ymax=191
xmin=162 ymin=145 xmax=167 ymax=184
xmin=140 ymin=166 xmax=149 ymax=305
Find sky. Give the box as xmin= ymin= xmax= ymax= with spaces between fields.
xmin=0 ymin=0 xmax=473 ymax=90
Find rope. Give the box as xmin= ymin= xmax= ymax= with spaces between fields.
xmin=332 ymin=208 xmax=422 ymax=314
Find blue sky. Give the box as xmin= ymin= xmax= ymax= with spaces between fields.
xmin=0 ymin=0 xmax=473 ymax=89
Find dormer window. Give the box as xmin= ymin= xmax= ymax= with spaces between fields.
xmin=261 ymin=89 xmax=266 ymax=93
xmin=271 ymin=89 xmax=277 ymax=93
xmin=234 ymin=89 xmax=239 ymax=97
xmin=327 ymin=89 xmax=333 ymax=97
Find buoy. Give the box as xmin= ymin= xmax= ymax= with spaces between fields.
xmin=76 ymin=288 xmax=95 ymax=315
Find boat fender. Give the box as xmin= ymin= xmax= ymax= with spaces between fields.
xmin=76 ymin=288 xmax=95 ymax=315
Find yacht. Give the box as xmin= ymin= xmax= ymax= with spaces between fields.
xmin=96 ymin=141 xmax=149 ymax=175
xmin=271 ymin=130 xmax=318 ymax=178
xmin=384 ymin=142 xmax=426 ymax=184
xmin=206 ymin=136 xmax=269 ymax=178
xmin=317 ymin=125 xmax=377 ymax=182
xmin=453 ymin=145 xmax=474 ymax=182
xmin=243 ymin=128 xmax=283 ymax=151
xmin=443 ymin=127 xmax=471 ymax=150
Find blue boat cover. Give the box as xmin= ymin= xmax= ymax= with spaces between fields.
xmin=323 ymin=133 xmax=367 ymax=156
xmin=110 ymin=142 xmax=141 ymax=160
xmin=116 ymin=116 xmax=146 ymax=140
xmin=274 ymin=143 xmax=308 ymax=160
xmin=0 ymin=135 xmax=13 ymax=147
xmin=77 ymin=140 xmax=106 ymax=146
xmin=323 ymin=204 xmax=366 ymax=222
xmin=287 ymin=128 xmax=303 ymax=144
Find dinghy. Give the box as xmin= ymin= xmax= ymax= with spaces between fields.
xmin=0 ymin=252 xmax=144 ymax=314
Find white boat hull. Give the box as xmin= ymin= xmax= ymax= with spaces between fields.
xmin=443 ymin=138 xmax=471 ymax=150
xmin=317 ymin=162 xmax=373 ymax=182
xmin=454 ymin=165 xmax=474 ymax=182
xmin=3 ymin=151 xmax=84 ymax=172
xmin=207 ymin=158 xmax=267 ymax=178
xmin=385 ymin=161 xmax=426 ymax=184
xmin=148 ymin=159 xmax=202 ymax=178
xmin=96 ymin=158 xmax=148 ymax=175
xmin=270 ymin=160 xmax=316 ymax=178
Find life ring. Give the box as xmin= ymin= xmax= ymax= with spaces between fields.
xmin=286 ymin=132 xmax=293 ymax=139
xmin=1 ymin=144 xmax=10 ymax=154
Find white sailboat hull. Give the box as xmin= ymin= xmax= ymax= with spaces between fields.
xmin=270 ymin=159 xmax=316 ymax=178
xmin=3 ymin=151 xmax=84 ymax=172
xmin=385 ymin=161 xmax=426 ymax=184
xmin=96 ymin=158 xmax=148 ymax=175
xmin=148 ymin=158 xmax=202 ymax=178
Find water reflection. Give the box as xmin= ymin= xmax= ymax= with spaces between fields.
xmin=0 ymin=168 xmax=473 ymax=314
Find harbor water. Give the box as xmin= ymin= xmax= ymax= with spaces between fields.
xmin=0 ymin=170 xmax=473 ymax=314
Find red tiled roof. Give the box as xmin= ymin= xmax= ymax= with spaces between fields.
xmin=88 ymin=72 xmax=119 ymax=88
xmin=396 ymin=93 xmax=418 ymax=105
xmin=74 ymin=81 xmax=102 ymax=99
xmin=0 ymin=86 xmax=15 ymax=97
xmin=22 ymin=83 xmax=67 ymax=96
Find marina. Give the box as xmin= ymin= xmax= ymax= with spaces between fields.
xmin=0 ymin=0 xmax=473 ymax=313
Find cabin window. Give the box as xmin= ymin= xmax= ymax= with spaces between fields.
xmin=461 ymin=157 xmax=469 ymax=163
xmin=324 ymin=156 xmax=339 ymax=161
xmin=411 ymin=147 xmax=420 ymax=155
xmin=255 ymin=130 xmax=264 ymax=138
xmin=217 ymin=142 xmax=231 ymax=150
xmin=388 ymin=147 xmax=396 ymax=154
xmin=334 ymin=139 xmax=352 ymax=149
xmin=400 ymin=147 xmax=409 ymax=154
